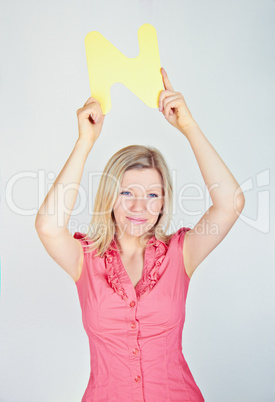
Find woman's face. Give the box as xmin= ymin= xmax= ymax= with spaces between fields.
xmin=113 ymin=168 xmax=164 ymax=240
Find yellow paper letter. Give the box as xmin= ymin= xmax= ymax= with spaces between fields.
xmin=85 ymin=23 xmax=163 ymax=114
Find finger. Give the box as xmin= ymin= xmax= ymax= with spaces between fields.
xmin=84 ymin=102 xmax=101 ymax=117
xmin=94 ymin=112 xmax=104 ymax=124
xmin=90 ymin=112 xmax=97 ymax=121
xmin=158 ymin=89 xmax=176 ymax=111
xmin=161 ymin=67 xmax=174 ymax=91
xmin=90 ymin=105 xmax=104 ymax=123
xmin=84 ymin=104 xmax=97 ymax=117
xmin=77 ymin=103 xmax=98 ymax=123
xmin=162 ymin=97 xmax=181 ymax=119
xmin=161 ymin=94 xmax=180 ymax=116
xmin=84 ymin=96 xmax=100 ymax=107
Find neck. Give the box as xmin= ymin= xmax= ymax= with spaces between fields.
xmin=115 ymin=233 xmax=152 ymax=257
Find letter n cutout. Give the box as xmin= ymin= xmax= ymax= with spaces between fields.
xmin=85 ymin=23 xmax=163 ymax=114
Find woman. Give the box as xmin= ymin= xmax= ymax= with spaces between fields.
xmin=35 ymin=67 xmax=245 ymax=401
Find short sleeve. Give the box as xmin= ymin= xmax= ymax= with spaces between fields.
xmin=172 ymin=227 xmax=191 ymax=250
xmin=73 ymin=231 xmax=91 ymax=248
xmin=170 ymin=227 xmax=192 ymax=281
xmin=73 ymin=231 xmax=93 ymax=286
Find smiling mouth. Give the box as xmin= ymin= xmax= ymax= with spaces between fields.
xmin=126 ymin=217 xmax=147 ymax=224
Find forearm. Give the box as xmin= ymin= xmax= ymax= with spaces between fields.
xmin=181 ymin=123 xmax=245 ymax=212
xmin=35 ymin=138 xmax=95 ymax=233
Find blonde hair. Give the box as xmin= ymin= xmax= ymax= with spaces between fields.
xmin=81 ymin=145 xmax=174 ymax=257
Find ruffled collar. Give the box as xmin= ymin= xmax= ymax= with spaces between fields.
xmin=104 ymin=236 xmax=169 ymax=301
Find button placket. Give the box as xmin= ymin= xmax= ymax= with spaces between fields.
xmin=125 ymin=298 xmax=144 ymax=400
xmin=130 ymin=322 xmax=136 ymax=329
xmin=134 ymin=375 xmax=141 ymax=383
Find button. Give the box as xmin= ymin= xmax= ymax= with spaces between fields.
xmin=134 ymin=375 xmax=141 ymax=382
xmin=132 ymin=348 xmax=139 ymax=355
xmin=130 ymin=301 xmax=136 ymax=307
xmin=130 ymin=322 xmax=136 ymax=329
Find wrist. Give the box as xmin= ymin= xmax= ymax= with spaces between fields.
xmin=178 ymin=120 xmax=200 ymax=138
xmin=75 ymin=137 xmax=95 ymax=154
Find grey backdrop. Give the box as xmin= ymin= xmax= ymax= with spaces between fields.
xmin=1 ymin=0 xmax=275 ymax=401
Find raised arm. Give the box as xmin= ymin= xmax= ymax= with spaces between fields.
xmin=35 ymin=97 xmax=105 ymax=281
xmin=158 ymin=67 xmax=245 ymax=279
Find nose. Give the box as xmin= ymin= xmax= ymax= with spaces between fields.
xmin=129 ymin=196 xmax=147 ymax=213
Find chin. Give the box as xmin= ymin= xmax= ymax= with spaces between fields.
xmin=119 ymin=222 xmax=155 ymax=239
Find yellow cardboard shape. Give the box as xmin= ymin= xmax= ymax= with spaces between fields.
xmin=85 ymin=23 xmax=163 ymax=114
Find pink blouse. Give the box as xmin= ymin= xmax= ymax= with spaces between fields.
xmin=74 ymin=227 xmax=204 ymax=401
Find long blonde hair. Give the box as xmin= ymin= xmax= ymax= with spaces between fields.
xmin=81 ymin=145 xmax=174 ymax=257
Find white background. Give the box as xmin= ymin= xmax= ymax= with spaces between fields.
xmin=1 ymin=0 xmax=275 ymax=401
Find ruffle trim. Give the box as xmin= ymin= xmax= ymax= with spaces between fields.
xmin=104 ymin=236 xmax=169 ymax=301
xmin=104 ymin=251 xmax=129 ymax=302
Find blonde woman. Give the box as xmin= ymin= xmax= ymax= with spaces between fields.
xmin=35 ymin=68 xmax=245 ymax=401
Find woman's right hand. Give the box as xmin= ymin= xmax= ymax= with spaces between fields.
xmin=76 ymin=96 xmax=105 ymax=144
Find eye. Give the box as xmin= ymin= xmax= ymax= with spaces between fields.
xmin=120 ymin=191 xmax=132 ymax=196
xmin=120 ymin=191 xmax=159 ymax=198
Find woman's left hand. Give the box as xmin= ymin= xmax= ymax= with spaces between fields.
xmin=158 ymin=67 xmax=197 ymax=134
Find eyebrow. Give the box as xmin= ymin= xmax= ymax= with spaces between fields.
xmin=120 ymin=186 xmax=163 ymax=192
